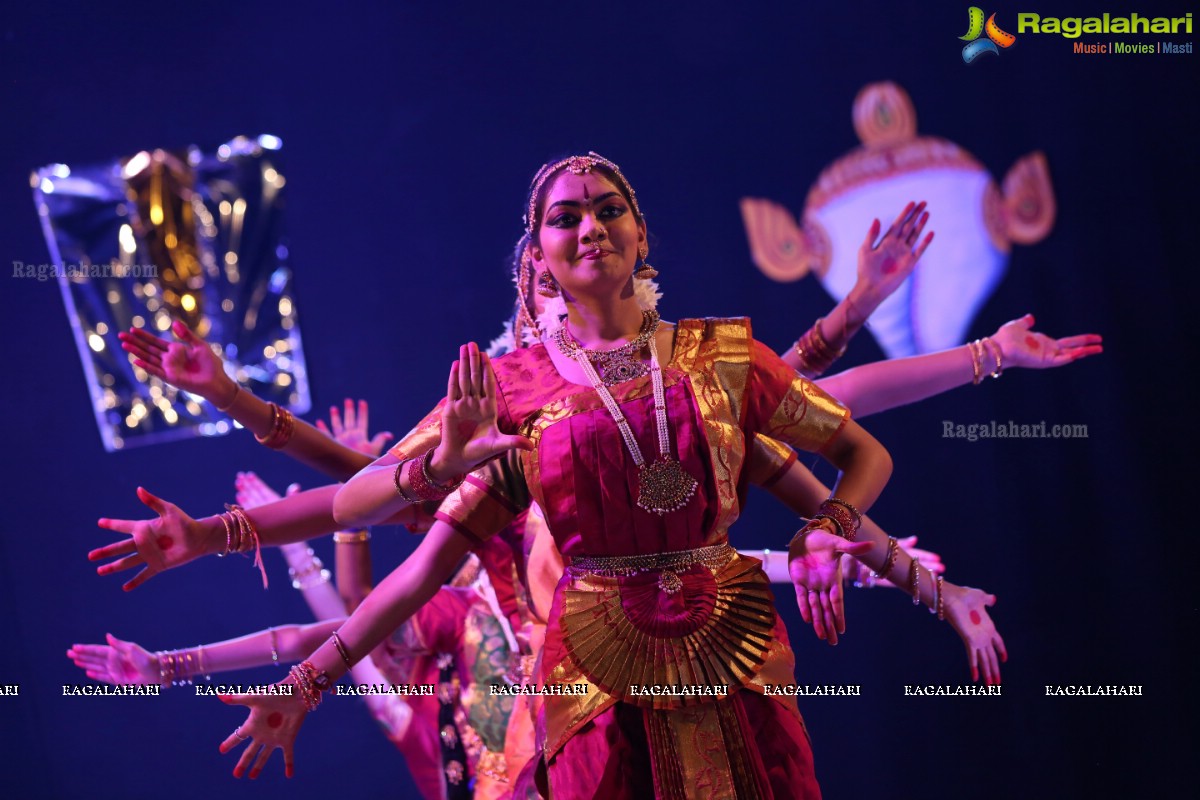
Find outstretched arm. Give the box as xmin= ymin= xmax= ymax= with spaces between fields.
xmin=235 ymin=473 xmax=347 ymax=620
xmin=67 ymin=622 xmax=343 ymax=686
xmin=89 ymin=349 xmax=505 ymax=590
xmin=217 ymin=520 xmax=473 ymax=778
xmin=780 ymin=201 xmax=933 ymax=376
xmin=816 ymin=314 xmax=1103 ymax=418
xmin=761 ymin=455 xmax=1004 ymax=682
xmin=120 ymin=322 xmax=386 ymax=481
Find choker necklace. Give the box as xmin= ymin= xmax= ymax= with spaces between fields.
xmin=552 ymin=309 xmax=660 ymax=387
xmin=557 ymin=327 xmax=697 ymax=516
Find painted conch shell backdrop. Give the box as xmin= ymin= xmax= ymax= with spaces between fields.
xmin=32 ymin=134 xmax=310 ymax=451
xmin=742 ymin=82 xmax=1055 ymax=357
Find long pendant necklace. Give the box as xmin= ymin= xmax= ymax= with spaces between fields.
xmin=555 ymin=321 xmax=698 ymax=516
xmin=552 ymin=309 xmax=660 ymax=387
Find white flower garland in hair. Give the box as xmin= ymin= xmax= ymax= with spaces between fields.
xmin=535 ymin=277 xmax=661 ymax=341
xmin=486 ymin=320 xmax=517 ymax=358
xmin=633 ymin=276 xmax=662 ymax=311
xmin=535 ymin=293 xmax=569 ymax=338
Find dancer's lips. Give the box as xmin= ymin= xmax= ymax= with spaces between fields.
xmin=581 ymin=248 xmax=614 ymax=260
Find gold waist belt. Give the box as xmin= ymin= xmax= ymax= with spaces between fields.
xmin=567 ymin=543 xmax=734 ymax=594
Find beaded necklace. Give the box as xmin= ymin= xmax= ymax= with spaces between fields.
xmin=554 ymin=319 xmax=697 ymax=516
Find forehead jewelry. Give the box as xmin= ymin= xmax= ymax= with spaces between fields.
xmin=524 ymin=151 xmax=643 ymax=235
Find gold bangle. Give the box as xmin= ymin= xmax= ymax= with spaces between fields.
xmin=983 ymin=336 xmax=1004 ymax=378
xmin=333 ymin=529 xmax=371 ymax=544
xmin=215 ymin=382 xmax=241 ymax=412
xmin=330 ymin=631 xmax=353 ymax=669
xmin=255 ymin=403 xmax=296 ymax=449
xmin=872 ymin=536 xmax=899 ymax=581
xmin=788 ymin=517 xmax=837 ymax=549
xmin=968 ymin=341 xmax=983 ymax=385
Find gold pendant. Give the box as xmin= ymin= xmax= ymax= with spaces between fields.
xmin=596 ymin=355 xmax=648 ymax=386
xmin=637 ymin=458 xmax=699 ymax=516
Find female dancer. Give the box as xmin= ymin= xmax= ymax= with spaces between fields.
xmin=194 ymin=152 xmax=894 ymax=797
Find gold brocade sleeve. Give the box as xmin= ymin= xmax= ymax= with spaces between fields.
xmin=748 ymin=339 xmax=850 ymax=454
xmin=744 ymin=435 xmax=798 ymax=488
xmin=436 ymin=449 xmax=532 ymax=546
xmin=386 ymin=400 xmax=445 ymax=462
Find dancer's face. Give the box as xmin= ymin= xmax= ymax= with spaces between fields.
xmin=529 ymin=170 xmax=646 ymax=301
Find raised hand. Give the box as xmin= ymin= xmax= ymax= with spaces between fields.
xmin=67 ymin=633 xmax=159 ymax=685
xmin=90 ymin=487 xmax=215 ymax=591
xmin=990 ymin=314 xmax=1103 ymax=370
xmin=428 ymin=343 xmax=533 ymax=480
xmin=941 ymin=583 xmax=1007 ymax=685
xmin=118 ymin=320 xmax=238 ymax=405
xmin=235 ymin=472 xmax=300 ymax=511
xmin=314 ymin=398 xmax=394 ymax=456
xmin=218 ymin=689 xmax=308 ymax=779
xmin=856 ymin=201 xmax=934 ymax=303
xmin=788 ymin=529 xmax=873 ymax=645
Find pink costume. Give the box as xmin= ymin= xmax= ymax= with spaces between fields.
xmin=371 ymin=569 xmax=517 ymax=800
xmin=390 ymin=319 xmax=849 ymax=799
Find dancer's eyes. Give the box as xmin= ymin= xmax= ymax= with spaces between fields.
xmin=546 ymin=212 xmax=578 ymax=228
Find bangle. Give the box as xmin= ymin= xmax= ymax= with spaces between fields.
xmin=268 ymin=627 xmax=280 ymax=665
xmin=155 ymin=649 xmax=197 ymax=686
xmin=330 ymin=631 xmax=354 ymax=669
xmin=909 ymin=557 xmax=921 ymax=606
xmin=289 ymin=661 xmax=330 ymax=711
xmin=788 ymin=516 xmax=838 ymax=549
xmin=934 ymin=575 xmax=945 ymax=619
xmin=968 ymin=340 xmax=983 ymax=385
xmin=982 ymin=336 xmax=1004 ymax=378
xmin=217 ymin=512 xmax=234 ymax=557
xmin=333 ymin=529 xmax=371 ymax=544
xmin=288 ymin=549 xmax=331 ymax=590
xmin=224 ymin=504 xmax=269 ymax=589
xmin=196 ymin=644 xmax=211 ymax=682
xmin=817 ymin=497 xmax=861 ymax=541
xmin=793 ymin=317 xmax=847 ymax=377
xmin=393 ymin=459 xmax=422 ymax=503
xmin=404 ymin=450 xmax=465 ymax=502
xmin=255 ymin=402 xmax=296 ymax=449
xmin=871 ymin=536 xmax=899 ymax=582
xmin=215 ymin=382 xmax=241 ymax=412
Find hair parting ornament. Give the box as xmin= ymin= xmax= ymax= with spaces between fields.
xmin=524 ymin=151 xmax=644 ymax=236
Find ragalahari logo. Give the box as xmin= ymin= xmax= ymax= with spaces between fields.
xmin=960 ymin=7 xmax=1017 ymax=62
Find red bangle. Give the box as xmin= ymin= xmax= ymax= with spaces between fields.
xmin=404 ymin=450 xmax=464 ymax=501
